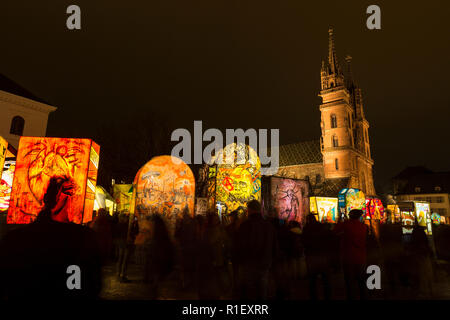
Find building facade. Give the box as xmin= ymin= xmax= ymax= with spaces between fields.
xmin=394 ymin=171 xmax=450 ymax=221
xmin=277 ymin=28 xmax=376 ymax=196
xmin=0 ymin=74 xmax=56 ymax=149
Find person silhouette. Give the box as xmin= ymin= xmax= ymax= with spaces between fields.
xmin=0 ymin=177 xmax=102 ymax=299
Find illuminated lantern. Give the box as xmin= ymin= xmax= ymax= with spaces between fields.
xmin=414 ymin=201 xmax=432 ymax=235
xmin=396 ymin=201 xmax=415 ymax=234
xmin=309 ymin=196 xmax=338 ymax=223
xmin=7 ymin=137 xmax=100 ymax=224
xmin=133 ymin=155 xmax=195 ymax=233
xmin=338 ymin=188 xmax=366 ymax=219
xmin=94 ymin=185 xmax=115 ymax=215
xmin=431 ymin=213 xmax=441 ymax=225
xmin=0 ymin=136 xmax=8 ymax=174
xmin=365 ymin=198 xmax=385 ymax=221
xmin=0 ymin=159 xmax=15 ymax=211
xmin=208 ymin=143 xmax=261 ymax=221
xmin=262 ymin=176 xmax=310 ymax=225
xmin=387 ymin=204 xmax=401 ymax=223
xmin=112 ymin=184 xmax=133 ymax=213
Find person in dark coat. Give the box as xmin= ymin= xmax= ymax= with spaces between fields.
xmin=0 ymin=177 xmax=102 ymax=300
xmin=143 ymin=214 xmax=174 ymax=299
xmin=302 ymin=214 xmax=333 ymax=300
xmin=379 ymin=221 xmax=403 ymax=298
xmin=234 ymin=200 xmax=277 ymax=300
xmin=334 ymin=209 xmax=368 ymax=300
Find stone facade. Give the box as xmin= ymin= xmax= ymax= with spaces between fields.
xmin=0 ymin=89 xmax=56 ymax=149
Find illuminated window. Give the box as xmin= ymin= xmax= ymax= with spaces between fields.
xmin=435 ymin=186 xmax=441 ymax=192
xmin=331 ymin=114 xmax=337 ymax=128
xmin=10 ymin=116 xmax=25 ymax=135
xmin=332 ymin=135 xmax=339 ymax=147
xmin=414 ymin=187 xmax=421 ymax=193
xmin=335 ymin=158 xmax=339 ymax=170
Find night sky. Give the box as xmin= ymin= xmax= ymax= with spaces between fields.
xmin=1 ymin=0 xmax=449 ymax=188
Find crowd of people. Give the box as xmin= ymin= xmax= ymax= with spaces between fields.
xmin=0 ymin=178 xmax=449 ymax=300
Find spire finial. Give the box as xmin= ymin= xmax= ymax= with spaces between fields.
xmin=328 ymin=26 xmax=340 ymax=74
xmin=345 ymin=55 xmax=354 ymax=88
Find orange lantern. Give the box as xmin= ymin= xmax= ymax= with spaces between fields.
xmin=7 ymin=137 xmax=100 ymax=224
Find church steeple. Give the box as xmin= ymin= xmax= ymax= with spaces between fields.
xmin=320 ymin=27 xmax=344 ymax=90
xmin=328 ymin=27 xmax=341 ymax=75
xmin=345 ymin=55 xmax=354 ymax=89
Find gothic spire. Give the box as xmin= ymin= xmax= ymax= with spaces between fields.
xmin=345 ymin=54 xmax=354 ymax=89
xmin=328 ymin=27 xmax=341 ymax=75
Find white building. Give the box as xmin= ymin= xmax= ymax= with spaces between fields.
xmin=0 ymin=74 xmax=56 ymax=149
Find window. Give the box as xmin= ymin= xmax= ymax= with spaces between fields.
xmin=414 ymin=187 xmax=421 ymax=193
xmin=348 ymin=113 xmax=351 ymax=128
xmin=436 ymin=196 xmax=443 ymax=203
xmin=332 ymin=135 xmax=339 ymax=147
xmin=331 ymin=114 xmax=337 ymax=128
xmin=10 ymin=116 xmax=25 ymax=136
xmin=304 ymin=175 xmax=310 ymax=181
xmin=335 ymin=158 xmax=339 ymax=170
xmin=435 ymin=186 xmax=442 ymax=192
xmin=316 ymin=174 xmax=322 ymax=184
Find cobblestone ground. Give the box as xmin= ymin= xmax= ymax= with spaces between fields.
xmin=100 ymin=260 xmax=450 ymax=300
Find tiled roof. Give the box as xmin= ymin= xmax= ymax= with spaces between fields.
xmin=393 ymin=166 xmax=433 ymax=180
xmin=313 ymin=177 xmax=349 ymax=197
xmin=398 ymin=172 xmax=450 ymax=194
xmin=278 ymin=140 xmax=322 ymax=167
xmin=0 ymin=73 xmax=49 ymax=105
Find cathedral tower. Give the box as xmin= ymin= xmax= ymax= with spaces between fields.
xmin=319 ymin=28 xmax=375 ymax=195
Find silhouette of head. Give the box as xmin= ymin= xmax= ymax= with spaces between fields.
xmin=247 ymin=200 xmax=262 ymax=216
xmin=349 ymin=209 xmax=364 ymax=220
xmin=306 ymin=214 xmax=318 ymax=224
xmin=37 ymin=177 xmax=65 ymax=221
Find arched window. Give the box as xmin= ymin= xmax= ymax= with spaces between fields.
xmin=335 ymin=158 xmax=339 ymax=170
xmin=332 ymin=135 xmax=339 ymax=147
xmin=10 ymin=116 xmax=25 ymax=136
xmin=331 ymin=114 xmax=337 ymax=128
xmin=316 ymin=174 xmax=322 ymax=184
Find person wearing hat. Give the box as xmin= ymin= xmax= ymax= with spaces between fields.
xmin=334 ymin=209 xmax=368 ymax=300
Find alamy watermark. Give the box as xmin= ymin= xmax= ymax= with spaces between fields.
xmin=171 ymin=121 xmax=279 ymax=175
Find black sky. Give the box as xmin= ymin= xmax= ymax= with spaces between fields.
xmin=1 ymin=0 xmax=449 ymax=187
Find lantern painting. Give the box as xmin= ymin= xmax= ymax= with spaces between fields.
xmin=365 ymin=198 xmax=385 ymax=221
xmin=7 ymin=137 xmax=100 ymax=224
xmin=112 ymin=184 xmax=133 ymax=213
xmin=0 ymin=159 xmax=15 ymax=211
xmin=431 ymin=213 xmax=441 ymax=225
xmin=94 ymin=185 xmax=115 ymax=215
xmin=210 ymin=143 xmax=261 ymax=215
xmin=133 ymin=155 xmax=195 ymax=231
xmin=263 ymin=176 xmax=309 ymax=225
xmin=415 ymin=202 xmax=430 ymax=228
xmin=397 ymin=201 xmax=415 ymax=234
xmin=0 ymin=136 xmax=8 ymax=174
xmin=338 ymin=188 xmax=366 ymax=219
xmin=387 ymin=204 xmax=401 ymax=223
xmin=310 ymin=197 xmax=338 ymax=223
